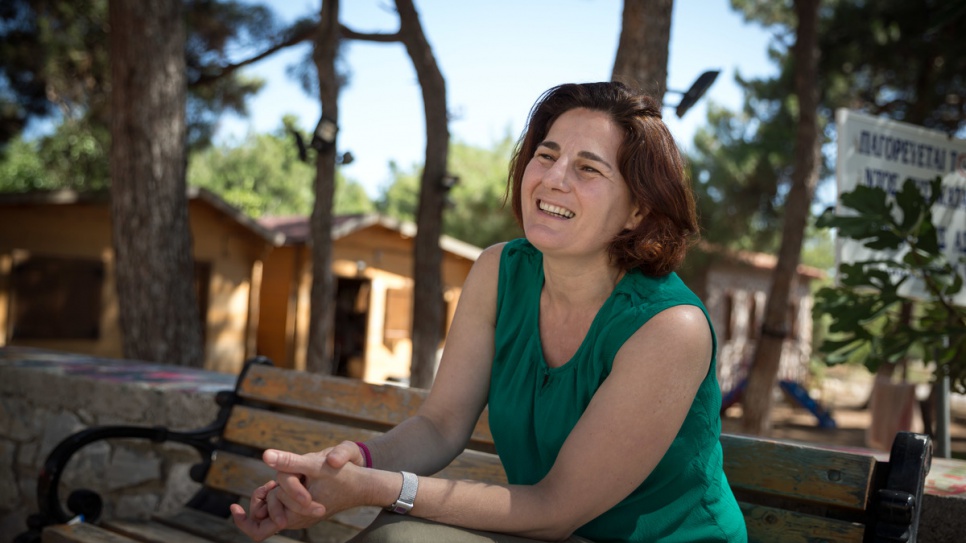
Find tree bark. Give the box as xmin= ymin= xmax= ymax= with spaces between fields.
xmin=305 ymin=0 xmax=340 ymax=374
xmin=396 ymin=0 xmax=449 ymax=389
xmin=611 ymin=0 xmax=673 ymax=102
xmin=740 ymin=0 xmax=822 ymax=434
xmin=108 ymin=0 xmax=203 ymax=367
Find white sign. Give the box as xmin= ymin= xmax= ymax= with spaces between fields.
xmin=835 ymin=108 xmax=966 ymax=303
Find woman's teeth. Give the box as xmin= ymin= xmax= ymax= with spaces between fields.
xmin=539 ymin=201 xmax=574 ymax=219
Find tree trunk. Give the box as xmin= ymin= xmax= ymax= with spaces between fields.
xmin=108 ymin=0 xmax=204 ymax=367
xmin=740 ymin=0 xmax=822 ymax=434
xmin=396 ymin=0 xmax=449 ymax=389
xmin=305 ymin=0 xmax=340 ymax=374
xmin=611 ymin=0 xmax=673 ymax=102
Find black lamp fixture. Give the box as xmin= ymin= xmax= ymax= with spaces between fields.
xmin=441 ymin=174 xmax=459 ymax=191
xmin=310 ymin=115 xmax=338 ymax=152
xmin=666 ymin=69 xmax=720 ymax=118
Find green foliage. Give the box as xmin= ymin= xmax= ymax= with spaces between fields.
xmin=377 ymin=161 xmax=420 ymax=222
xmin=814 ymin=177 xmax=966 ymax=392
xmin=0 ymin=116 xmax=109 ymax=191
xmin=188 ymin=128 xmax=313 ymax=217
xmin=0 ymin=136 xmax=48 ymax=191
xmin=443 ymin=136 xmax=521 ymax=248
xmin=0 ymin=0 xmax=288 ymax=150
xmin=818 ymin=0 xmax=966 ymax=134
xmin=188 ymin=122 xmax=373 ymax=218
xmin=377 ymin=136 xmax=522 ymax=249
xmin=334 ymin=177 xmax=375 ymax=216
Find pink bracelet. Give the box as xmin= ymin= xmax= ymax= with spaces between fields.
xmin=355 ymin=441 xmax=372 ymax=468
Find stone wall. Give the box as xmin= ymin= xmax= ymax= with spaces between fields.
xmin=0 ymin=347 xmax=235 ymax=541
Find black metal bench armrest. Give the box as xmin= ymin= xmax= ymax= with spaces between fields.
xmin=875 ymin=431 xmax=933 ymax=542
xmin=36 ymin=414 xmax=229 ymax=527
xmin=26 ymin=357 xmax=274 ymax=538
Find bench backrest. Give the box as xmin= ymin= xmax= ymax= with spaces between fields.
xmin=202 ymin=361 xmax=928 ymax=543
xmin=202 ymin=361 xmax=504 ymax=505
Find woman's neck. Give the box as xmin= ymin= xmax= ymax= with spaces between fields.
xmin=541 ymin=255 xmax=625 ymax=310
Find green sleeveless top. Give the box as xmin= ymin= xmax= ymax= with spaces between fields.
xmin=489 ymin=239 xmax=746 ymax=542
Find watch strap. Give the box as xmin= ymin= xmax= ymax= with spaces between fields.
xmin=387 ymin=471 xmax=418 ymax=514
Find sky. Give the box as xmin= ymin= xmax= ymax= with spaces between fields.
xmin=218 ymin=1 xmax=778 ymax=198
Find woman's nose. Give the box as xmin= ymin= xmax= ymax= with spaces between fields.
xmin=542 ymin=158 xmax=570 ymax=190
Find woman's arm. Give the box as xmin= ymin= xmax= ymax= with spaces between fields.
xmin=361 ymin=242 xmax=504 ymax=474
xmin=269 ymin=303 xmax=713 ymax=541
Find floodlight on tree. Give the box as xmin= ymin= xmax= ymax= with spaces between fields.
xmin=666 ymin=70 xmax=720 ymax=118
xmin=311 ymin=115 xmax=338 ymax=152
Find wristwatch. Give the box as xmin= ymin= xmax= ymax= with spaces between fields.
xmin=387 ymin=471 xmax=418 ymax=514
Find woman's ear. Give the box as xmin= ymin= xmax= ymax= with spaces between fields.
xmin=625 ymin=206 xmax=646 ymax=231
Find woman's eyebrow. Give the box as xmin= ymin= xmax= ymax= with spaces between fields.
xmin=578 ymin=150 xmax=613 ymax=170
xmin=537 ymin=140 xmax=614 ymax=170
xmin=537 ymin=140 xmax=560 ymax=151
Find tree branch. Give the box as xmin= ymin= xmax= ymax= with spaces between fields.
xmin=340 ymin=24 xmax=401 ymax=42
xmin=191 ymin=21 xmax=318 ymax=88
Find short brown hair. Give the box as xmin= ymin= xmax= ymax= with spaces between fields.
xmin=507 ymin=82 xmax=699 ymax=276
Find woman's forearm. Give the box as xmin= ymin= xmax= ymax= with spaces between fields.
xmin=362 ymin=413 xmax=469 ymax=476
xmin=362 ymin=469 xmax=572 ymax=541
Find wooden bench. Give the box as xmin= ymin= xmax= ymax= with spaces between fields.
xmin=18 ymin=357 xmax=932 ymax=543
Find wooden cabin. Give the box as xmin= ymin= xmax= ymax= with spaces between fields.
xmin=0 ymin=189 xmax=280 ymax=373
xmin=256 ymin=214 xmax=480 ymax=383
xmin=680 ymin=245 xmax=825 ymax=396
xmin=0 ymin=190 xmax=480 ymax=380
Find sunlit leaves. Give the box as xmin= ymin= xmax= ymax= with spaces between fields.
xmin=816 ymin=177 xmax=966 ymax=391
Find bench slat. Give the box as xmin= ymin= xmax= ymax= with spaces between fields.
xmin=42 ymin=524 xmax=140 ymax=543
xmin=721 ymin=434 xmax=876 ymax=510
xmin=103 ymin=518 xmax=220 ymax=543
xmin=154 ymin=507 xmax=301 ymax=543
xmin=740 ymin=502 xmax=865 ymax=543
xmin=223 ymin=405 xmax=381 ymax=453
xmin=238 ymin=364 xmax=494 ymax=450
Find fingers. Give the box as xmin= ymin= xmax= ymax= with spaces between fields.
xmin=324 ymin=441 xmax=364 ymax=469
xmin=266 ymin=484 xmax=289 ymax=529
xmin=264 ymin=449 xmax=320 ymax=475
xmin=274 ymin=482 xmax=327 ymax=518
xmin=275 ymin=471 xmax=314 ymax=511
xmin=247 ymin=480 xmax=278 ymax=522
xmin=229 ymin=502 xmax=279 ymax=542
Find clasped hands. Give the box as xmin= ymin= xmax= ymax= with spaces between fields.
xmin=230 ymin=440 xmax=368 ymax=542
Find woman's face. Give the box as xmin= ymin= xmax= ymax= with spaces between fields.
xmin=520 ymin=107 xmax=642 ymax=261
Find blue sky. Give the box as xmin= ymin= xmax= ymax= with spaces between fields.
xmin=219 ymin=1 xmax=778 ymax=198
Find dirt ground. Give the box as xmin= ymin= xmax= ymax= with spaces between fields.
xmin=721 ymin=364 xmax=966 ymax=459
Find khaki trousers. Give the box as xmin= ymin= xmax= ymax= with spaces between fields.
xmin=347 ymin=512 xmax=595 ymax=543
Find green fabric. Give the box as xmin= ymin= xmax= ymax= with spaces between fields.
xmin=489 ymin=239 xmax=746 ymax=542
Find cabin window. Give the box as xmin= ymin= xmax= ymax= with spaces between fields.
xmin=10 ymin=256 xmax=104 ymax=340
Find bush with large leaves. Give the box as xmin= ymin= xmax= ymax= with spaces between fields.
xmin=815 ymin=177 xmax=966 ymax=392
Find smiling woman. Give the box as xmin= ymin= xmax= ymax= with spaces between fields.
xmin=231 ymin=82 xmax=746 ymax=543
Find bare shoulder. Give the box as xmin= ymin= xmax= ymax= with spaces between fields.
xmin=648 ymin=304 xmax=710 ymax=337
xmin=462 ymin=243 xmax=506 ymax=292
xmin=617 ymin=304 xmax=712 ymax=374
xmin=473 ymin=242 xmax=507 ymax=273
xmin=453 ymin=242 xmax=507 ymax=321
